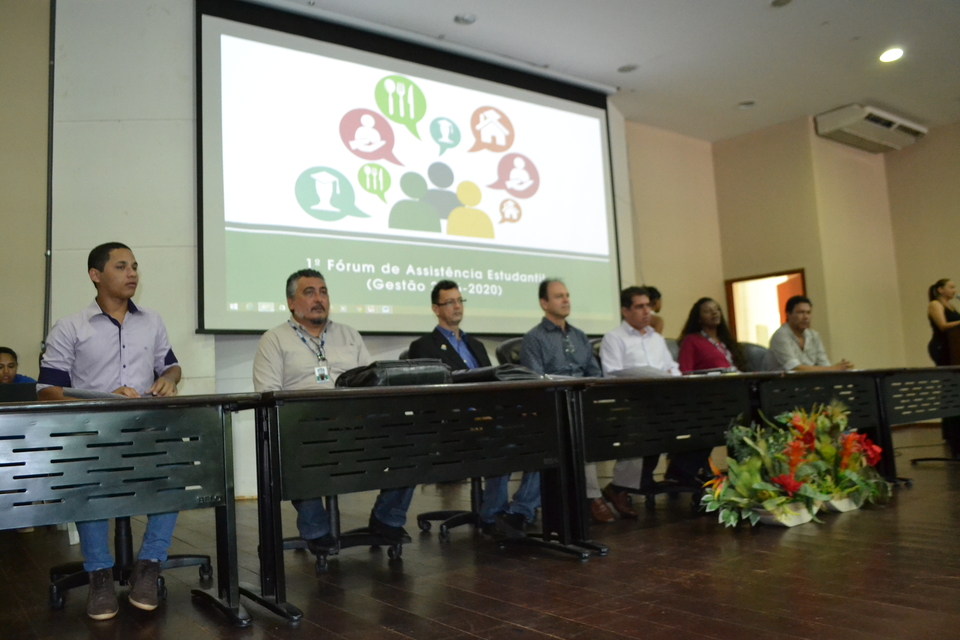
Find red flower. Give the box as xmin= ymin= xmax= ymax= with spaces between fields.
xmin=771 ymin=474 xmax=803 ymax=496
xmin=790 ymin=413 xmax=817 ymax=450
xmin=840 ymin=432 xmax=883 ymax=469
xmin=784 ymin=439 xmax=807 ymax=474
xmin=839 ymin=433 xmax=859 ymax=470
xmin=858 ymin=434 xmax=882 ymax=467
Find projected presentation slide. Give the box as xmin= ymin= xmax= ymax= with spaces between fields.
xmin=200 ymin=16 xmax=620 ymax=334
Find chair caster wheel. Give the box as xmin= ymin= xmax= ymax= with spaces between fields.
xmin=438 ymin=527 xmax=451 ymax=543
xmin=199 ymin=563 xmax=214 ymax=580
xmin=387 ymin=545 xmax=402 ymax=560
xmin=417 ymin=519 xmax=431 ymax=532
xmin=315 ymin=556 xmax=329 ymax=573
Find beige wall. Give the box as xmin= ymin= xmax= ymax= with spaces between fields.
xmin=713 ymin=117 xmax=908 ymax=368
xmin=810 ymin=132 xmax=906 ymax=368
xmin=624 ymin=121 xmax=725 ymax=336
xmin=886 ymin=120 xmax=960 ymax=367
xmin=0 ymin=0 xmax=49 ymax=378
xmin=713 ymin=118 xmax=831 ymax=348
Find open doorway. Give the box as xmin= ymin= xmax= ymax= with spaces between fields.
xmin=725 ymin=270 xmax=805 ymax=346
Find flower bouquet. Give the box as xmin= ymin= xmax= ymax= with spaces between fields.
xmin=701 ymin=401 xmax=890 ymax=527
xmin=776 ymin=403 xmax=890 ymax=511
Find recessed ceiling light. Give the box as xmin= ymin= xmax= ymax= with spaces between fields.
xmin=737 ymin=100 xmax=756 ymax=109
xmin=453 ymin=14 xmax=476 ymax=25
xmin=617 ymin=64 xmax=638 ymax=73
xmin=880 ymin=48 xmax=903 ymax=62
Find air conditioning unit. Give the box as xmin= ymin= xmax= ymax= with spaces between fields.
xmin=814 ymin=104 xmax=927 ymax=153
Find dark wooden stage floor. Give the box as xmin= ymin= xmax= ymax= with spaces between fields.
xmin=3 ymin=425 xmax=959 ymax=640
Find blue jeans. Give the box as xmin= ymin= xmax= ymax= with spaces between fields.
xmin=294 ymin=487 xmax=414 ymax=539
xmin=78 ymin=512 xmax=178 ymax=572
xmin=480 ymin=472 xmax=540 ymax=523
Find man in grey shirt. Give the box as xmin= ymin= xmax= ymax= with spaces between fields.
xmin=764 ymin=295 xmax=853 ymax=372
xmin=520 ymin=279 xmax=616 ymax=524
xmin=253 ymin=269 xmax=414 ymax=554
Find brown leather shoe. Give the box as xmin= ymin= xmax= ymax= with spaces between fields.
xmin=128 ymin=559 xmax=161 ymax=611
xmin=602 ymin=483 xmax=638 ymax=519
xmin=86 ymin=568 xmax=119 ymax=620
xmin=590 ymin=498 xmax=615 ymax=524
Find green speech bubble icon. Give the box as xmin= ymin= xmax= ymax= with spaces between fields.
xmin=375 ymin=75 xmax=426 ymax=139
xmin=430 ymin=117 xmax=460 ymax=155
xmin=294 ymin=166 xmax=369 ymax=221
xmin=357 ymin=163 xmax=391 ymax=203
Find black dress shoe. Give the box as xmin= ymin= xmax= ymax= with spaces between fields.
xmin=306 ymin=534 xmax=337 ymax=555
xmin=368 ymin=515 xmax=411 ymax=543
xmin=495 ymin=512 xmax=527 ymax=537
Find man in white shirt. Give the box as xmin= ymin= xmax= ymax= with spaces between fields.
xmin=599 ymin=287 xmax=679 ymax=377
xmin=597 ymin=286 xmax=689 ymax=518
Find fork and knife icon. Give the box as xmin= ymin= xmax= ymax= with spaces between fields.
xmin=363 ymin=165 xmax=384 ymax=191
xmin=383 ymin=78 xmax=416 ymax=119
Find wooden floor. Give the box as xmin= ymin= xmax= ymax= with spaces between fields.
xmin=3 ymin=425 xmax=959 ymax=640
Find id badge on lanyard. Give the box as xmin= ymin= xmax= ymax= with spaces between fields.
xmin=315 ymin=364 xmax=329 ymax=382
xmin=290 ymin=321 xmax=330 ymax=383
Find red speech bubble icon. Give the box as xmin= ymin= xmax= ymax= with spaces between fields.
xmin=468 ymin=106 xmax=514 ymax=153
xmin=339 ymin=109 xmax=403 ymax=166
xmin=488 ymin=153 xmax=539 ymax=199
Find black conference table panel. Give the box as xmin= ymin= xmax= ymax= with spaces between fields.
xmin=577 ymin=375 xmax=755 ymax=463
xmin=267 ymin=379 xmax=575 ymax=498
xmin=249 ymin=379 xmax=584 ymax=620
xmin=878 ymin=366 xmax=960 ymax=425
xmin=0 ymin=394 xmax=256 ymax=627
xmin=756 ymin=372 xmax=879 ymax=426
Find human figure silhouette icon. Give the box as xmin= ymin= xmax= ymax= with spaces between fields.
xmin=310 ymin=171 xmax=340 ymax=211
xmin=349 ymin=114 xmax=386 ymax=153
xmin=388 ymin=172 xmax=441 ymax=232
xmin=447 ymin=181 xmax=494 ymax=239
xmin=504 ymin=157 xmax=534 ymax=191
xmin=437 ymin=119 xmax=454 ymax=143
xmin=422 ymin=162 xmax=461 ymax=221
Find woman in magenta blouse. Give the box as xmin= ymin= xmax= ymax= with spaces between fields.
xmin=677 ymin=298 xmax=745 ymax=373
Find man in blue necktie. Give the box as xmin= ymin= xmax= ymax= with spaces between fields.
xmin=408 ymin=280 xmax=536 ymax=536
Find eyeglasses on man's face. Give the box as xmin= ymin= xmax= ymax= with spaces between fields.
xmin=436 ymin=298 xmax=466 ymax=308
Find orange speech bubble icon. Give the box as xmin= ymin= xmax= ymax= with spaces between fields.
xmin=468 ymin=106 xmax=514 ymax=153
xmin=499 ymin=199 xmax=522 ymax=224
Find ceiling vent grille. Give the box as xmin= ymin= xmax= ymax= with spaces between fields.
xmin=814 ymin=104 xmax=927 ymax=153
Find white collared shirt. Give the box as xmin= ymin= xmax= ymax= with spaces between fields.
xmin=599 ymin=320 xmax=681 ymax=377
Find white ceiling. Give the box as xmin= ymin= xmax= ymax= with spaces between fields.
xmin=262 ymin=0 xmax=960 ymax=142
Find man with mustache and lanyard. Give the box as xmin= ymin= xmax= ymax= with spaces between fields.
xmin=253 ymin=269 xmax=414 ymax=555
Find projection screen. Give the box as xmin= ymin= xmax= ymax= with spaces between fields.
xmin=199 ymin=2 xmax=621 ymax=334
